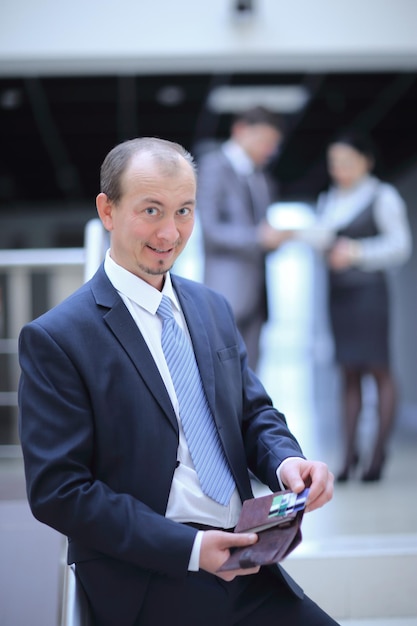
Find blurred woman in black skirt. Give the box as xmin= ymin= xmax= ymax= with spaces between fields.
xmin=298 ymin=131 xmax=412 ymax=481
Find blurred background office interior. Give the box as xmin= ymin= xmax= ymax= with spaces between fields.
xmin=0 ymin=1 xmax=417 ymax=624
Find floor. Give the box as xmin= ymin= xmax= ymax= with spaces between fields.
xmin=256 ymin=233 xmax=417 ymax=544
xmin=1 ymin=226 xmax=417 ymax=625
xmin=257 ymin=329 xmax=417 ymax=544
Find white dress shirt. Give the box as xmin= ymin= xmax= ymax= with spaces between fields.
xmin=104 ymin=252 xmax=243 ymax=569
xmin=222 ymin=139 xmax=255 ymax=176
xmin=222 ymin=139 xmax=273 ymax=226
xmin=103 ymin=251 xmax=292 ymax=569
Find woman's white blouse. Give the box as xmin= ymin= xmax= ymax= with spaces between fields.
xmin=296 ymin=175 xmax=412 ymax=271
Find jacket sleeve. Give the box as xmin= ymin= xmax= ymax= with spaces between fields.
xmin=18 ymin=319 xmax=196 ymax=579
xmin=358 ymin=182 xmax=412 ymax=270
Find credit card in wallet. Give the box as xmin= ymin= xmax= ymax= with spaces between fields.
xmin=235 ymin=488 xmax=310 ymax=534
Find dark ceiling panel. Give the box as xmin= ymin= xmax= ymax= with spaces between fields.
xmin=0 ymin=71 xmax=416 ymax=213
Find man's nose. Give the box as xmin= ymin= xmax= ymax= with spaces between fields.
xmin=156 ymin=216 xmax=179 ymax=240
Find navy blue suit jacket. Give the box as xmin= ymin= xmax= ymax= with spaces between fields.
xmin=18 ymin=265 xmax=304 ymax=624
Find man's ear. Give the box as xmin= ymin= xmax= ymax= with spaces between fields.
xmin=96 ymin=193 xmax=114 ymax=231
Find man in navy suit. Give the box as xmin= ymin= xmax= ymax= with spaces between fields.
xmin=19 ymin=137 xmax=338 ymax=625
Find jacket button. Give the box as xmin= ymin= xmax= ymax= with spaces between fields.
xmin=175 ymin=460 xmax=180 ymax=468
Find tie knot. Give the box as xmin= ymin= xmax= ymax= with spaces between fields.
xmin=157 ymin=295 xmax=174 ymax=322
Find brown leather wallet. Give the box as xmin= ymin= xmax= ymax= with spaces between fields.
xmin=217 ymin=489 xmax=308 ymax=571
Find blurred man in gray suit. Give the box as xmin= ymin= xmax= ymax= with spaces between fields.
xmin=196 ymin=107 xmax=288 ymax=371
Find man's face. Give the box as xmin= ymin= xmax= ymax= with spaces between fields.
xmin=234 ymin=122 xmax=282 ymax=167
xmin=97 ymin=153 xmax=196 ymax=289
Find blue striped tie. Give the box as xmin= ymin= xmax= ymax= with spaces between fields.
xmin=157 ymin=295 xmax=236 ymax=506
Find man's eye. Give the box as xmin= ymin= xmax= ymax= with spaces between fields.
xmin=145 ymin=207 xmax=158 ymax=216
xmin=178 ymin=207 xmax=191 ymax=216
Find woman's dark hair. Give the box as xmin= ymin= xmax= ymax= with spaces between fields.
xmin=329 ymin=129 xmax=376 ymax=162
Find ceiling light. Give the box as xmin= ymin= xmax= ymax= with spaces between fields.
xmin=0 ymin=88 xmax=22 ymax=110
xmin=207 ymin=85 xmax=309 ymax=114
xmin=156 ymin=85 xmax=185 ymax=107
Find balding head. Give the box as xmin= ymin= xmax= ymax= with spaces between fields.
xmin=100 ymin=137 xmax=196 ymax=204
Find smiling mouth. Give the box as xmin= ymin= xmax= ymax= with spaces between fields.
xmin=148 ymin=244 xmax=175 ymax=254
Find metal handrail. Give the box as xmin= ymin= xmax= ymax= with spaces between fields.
xmin=0 ymin=391 xmax=18 ymax=405
xmin=61 ymin=564 xmax=93 ymax=626
xmin=83 ymin=218 xmax=109 ymax=282
xmin=0 ymin=220 xmax=108 ymax=624
xmin=0 ymin=246 xmax=86 ymax=449
xmin=0 ymin=247 xmax=85 ymax=269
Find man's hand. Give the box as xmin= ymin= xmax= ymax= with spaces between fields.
xmin=199 ymin=530 xmax=260 ymax=581
xmin=257 ymin=220 xmax=293 ymax=252
xmin=279 ymin=458 xmax=334 ymax=513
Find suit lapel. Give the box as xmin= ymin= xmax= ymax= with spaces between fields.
xmin=90 ymin=268 xmax=178 ymax=434
xmin=89 ymin=267 xmax=254 ymax=499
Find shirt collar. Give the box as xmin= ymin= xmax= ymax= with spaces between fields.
xmin=104 ymin=250 xmax=180 ymax=315
xmin=222 ymin=139 xmax=255 ymax=176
